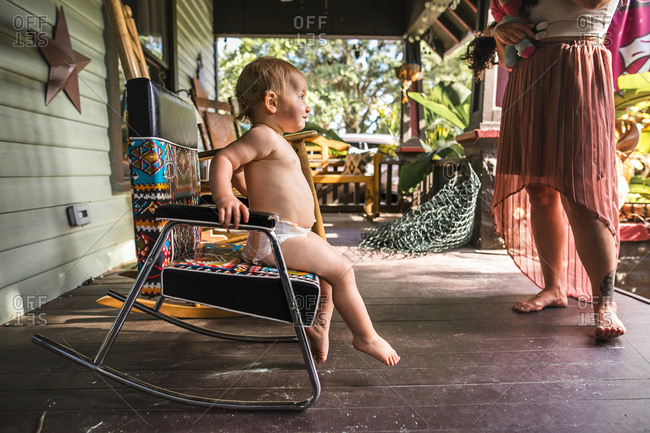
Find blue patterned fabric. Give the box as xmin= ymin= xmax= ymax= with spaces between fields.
xmin=129 ymin=138 xmax=200 ymax=295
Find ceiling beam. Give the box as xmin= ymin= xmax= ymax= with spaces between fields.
xmin=444 ymin=8 xmax=472 ymax=33
xmin=214 ymin=0 xmax=407 ymax=38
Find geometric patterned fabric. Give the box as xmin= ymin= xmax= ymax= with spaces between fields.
xmin=168 ymin=243 xmax=318 ymax=285
xmin=129 ymin=138 xmax=200 ymax=295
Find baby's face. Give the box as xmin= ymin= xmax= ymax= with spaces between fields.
xmin=275 ymin=72 xmax=311 ymax=133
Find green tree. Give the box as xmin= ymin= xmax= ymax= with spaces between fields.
xmin=217 ymin=38 xmax=403 ymax=134
xmin=217 ymin=37 xmax=473 ymax=136
xmin=420 ymin=42 xmax=473 ymax=94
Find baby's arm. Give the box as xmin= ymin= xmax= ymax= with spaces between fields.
xmin=209 ymin=149 xmax=248 ymax=229
xmin=232 ymin=167 xmax=247 ymax=197
xmin=208 ymin=134 xmax=274 ymax=229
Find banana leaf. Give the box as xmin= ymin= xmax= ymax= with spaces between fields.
xmin=398 ymin=152 xmax=435 ymax=194
xmin=398 ymin=143 xmax=465 ymax=194
xmin=618 ymin=72 xmax=650 ymax=91
xmin=408 ymin=81 xmax=471 ymax=131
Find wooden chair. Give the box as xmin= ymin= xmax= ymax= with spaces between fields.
xmin=303 ymin=134 xmax=348 ymax=172
xmin=190 ymin=77 xmax=244 ymax=196
xmin=190 ymin=77 xmax=241 ymax=151
xmin=32 ymin=78 xmax=323 ymax=410
xmin=304 ymin=136 xmax=383 ymax=219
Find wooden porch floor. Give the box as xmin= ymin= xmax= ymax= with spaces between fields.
xmin=2 ymin=214 xmax=650 ymax=433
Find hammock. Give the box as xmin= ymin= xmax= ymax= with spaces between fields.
xmin=360 ymin=162 xmax=480 ymax=254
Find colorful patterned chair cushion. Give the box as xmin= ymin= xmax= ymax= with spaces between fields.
xmin=161 ymin=243 xmax=320 ymax=326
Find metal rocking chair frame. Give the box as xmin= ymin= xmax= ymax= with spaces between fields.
xmin=33 ymin=208 xmax=321 ymax=410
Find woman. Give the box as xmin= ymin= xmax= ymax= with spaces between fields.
xmin=489 ymin=0 xmax=625 ymax=339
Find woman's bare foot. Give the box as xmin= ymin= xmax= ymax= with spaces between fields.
xmin=594 ymin=300 xmax=626 ymax=339
xmin=513 ymin=288 xmax=568 ymax=313
xmin=352 ymin=334 xmax=400 ymax=366
xmin=305 ymin=322 xmax=330 ymax=364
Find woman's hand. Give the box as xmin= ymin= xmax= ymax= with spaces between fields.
xmin=492 ymin=21 xmax=536 ymax=46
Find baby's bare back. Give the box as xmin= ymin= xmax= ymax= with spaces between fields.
xmin=245 ymin=134 xmax=315 ymax=228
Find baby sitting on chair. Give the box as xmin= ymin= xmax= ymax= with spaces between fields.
xmin=209 ymin=57 xmax=399 ymax=366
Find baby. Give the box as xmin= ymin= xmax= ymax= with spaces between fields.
xmin=209 ymin=57 xmax=400 ymax=366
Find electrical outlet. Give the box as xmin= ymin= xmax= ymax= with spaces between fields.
xmin=66 ymin=204 xmax=91 ymax=227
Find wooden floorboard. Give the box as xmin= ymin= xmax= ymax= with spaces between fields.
xmin=2 ymin=213 xmax=649 ymax=432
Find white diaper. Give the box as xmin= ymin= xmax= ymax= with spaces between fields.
xmin=241 ymin=219 xmax=312 ymax=265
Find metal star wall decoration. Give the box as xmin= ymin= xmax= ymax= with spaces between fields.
xmin=28 ymin=6 xmax=90 ymax=113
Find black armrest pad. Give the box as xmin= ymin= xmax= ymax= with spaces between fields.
xmin=155 ymin=204 xmax=276 ymax=229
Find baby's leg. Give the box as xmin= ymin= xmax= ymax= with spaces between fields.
xmin=302 ymin=280 xmax=333 ymax=364
xmin=264 ymin=232 xmax=399 ymax=366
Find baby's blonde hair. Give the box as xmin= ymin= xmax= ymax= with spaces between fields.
xmin=235 ymin=57 xmax=303 ymax=122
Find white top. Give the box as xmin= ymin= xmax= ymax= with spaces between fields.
xmin=528 ymin=0 xmax=619 ymax=40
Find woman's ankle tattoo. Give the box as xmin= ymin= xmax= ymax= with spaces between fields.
xmin=598 ymin=270 xmax=615 ymax=301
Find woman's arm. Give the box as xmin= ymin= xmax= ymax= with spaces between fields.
xmin=494 ymin=37 xmax=509 ymax=70
xmin=491 ymin=20 xmax=536 ymax=70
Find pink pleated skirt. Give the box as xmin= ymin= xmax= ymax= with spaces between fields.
xmin=492 ymin=39 xmax=619 ymax=301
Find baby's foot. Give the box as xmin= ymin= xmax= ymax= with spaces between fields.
xmin=305 ymin=322 xmax=330 ymax=364
xmin=594 ymin=301 xmax=626 ymax=340
xmin=353 ymin=334 xmax=400 ymax=366
xmin=513 ymin=288 xmax=568 ymax=313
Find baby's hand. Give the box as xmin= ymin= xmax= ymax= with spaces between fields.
xmin=214 ymin=194 xmax=249 ymax=229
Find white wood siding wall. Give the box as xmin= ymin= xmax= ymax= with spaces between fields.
xmin=0 ymin=0 xmax=135 ymax=324
xmin=177 ymin=0 xmax=215 ymax=99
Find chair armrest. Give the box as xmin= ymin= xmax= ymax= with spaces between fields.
xmin=284 ymin=130 xmax=318 ymax=142
xmin=199 ymin=131 xmax=319 ymax=160
xmin=198 ymin=149 xmax=217 ymax=161
xmin=156 ymin=204 xmax=276 ymax=230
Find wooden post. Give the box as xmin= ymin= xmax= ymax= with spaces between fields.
xmin=285 ymin=131 xmax=327 ymax=240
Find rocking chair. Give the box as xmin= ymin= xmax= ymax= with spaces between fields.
xmin=32 ymin=78 xmax=323 ymax=410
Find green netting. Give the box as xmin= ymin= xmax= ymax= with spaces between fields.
xmin=360 ymin=162 xmax=480 ymax=254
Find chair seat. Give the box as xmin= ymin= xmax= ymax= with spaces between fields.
xmin=162 ymin=243 xmax=320 ymax=326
